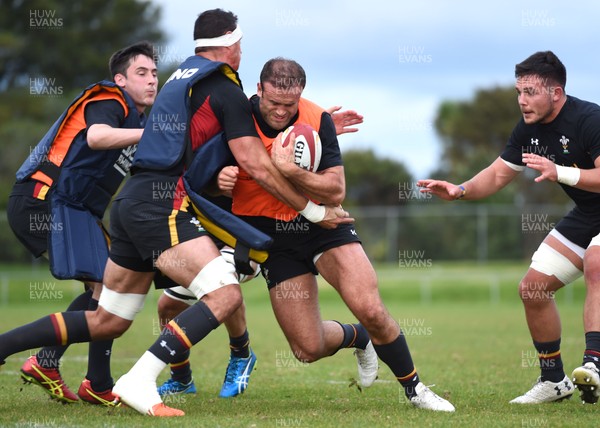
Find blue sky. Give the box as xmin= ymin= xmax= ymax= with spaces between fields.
xmin=151 ymin=0 xmax=600 ymax=178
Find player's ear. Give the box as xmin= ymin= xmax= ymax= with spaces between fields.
xmin=548 ymin=84 xmax=563 ymax=101
xmin=114 ymin=73 xmax=127 ymax=88
xmin=256 ymin=82 xmax=262 ymax=96
xmin=553 ymin=85 xmax=564 ymax=101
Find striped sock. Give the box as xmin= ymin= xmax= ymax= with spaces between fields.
xmin=229 ymin=330 xmax=250 ymax=358
xmin=583 ymin=331 xmax=600 ymax=369
xmin=373 ymin=333 xmax=420 ymax=398
xmin=534 ymin=339 xmax=564 ymax=382
xmin=148 ymin=301 xmax=219 ymax=364
xmin=335 ymin=322 xmax=370 ymax=351
xmin=36 ymin=290 xmax=93 ymax=369
xmin=169 ymin=354 xmax=192 ymax=384
xmin=0 ymin=311 xmax=91 ymax=362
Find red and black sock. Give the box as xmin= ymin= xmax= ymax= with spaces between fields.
xmin=373 ymin=333 xmax=420 ymax=398
xmin=36 ymin=289 xmax=93 ymax=369
xmin=534 ymin=338 xmax=564 ymax=382
xmin=149 ymin=301 xmax=219 ymax=364
xmin=0 ymin=311 xmax=91 ymax=363
xmin=229 ymin=329 xmax=250 ymax=358
xmin=169 ymin=353 xmax=192 ymax=384
xmin=583 ymin=332 xmax=600 ymax=369
xmin=335 ymin=322 xmax=370 ymax=351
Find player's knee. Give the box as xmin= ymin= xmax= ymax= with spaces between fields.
xmin=201 ymin=284 xmax=243 ymax=322
xmin=518 ymin=279 xmax=555 ymax=306
xmin=188 ymin=256 xmax=239 ymax=300
xmin=97 ymin=285 xmax=146 ymax=334
xmin=517 ymin=280 xmax=528 ymax=301
xmin=357 ymin=305 xmax=389 ymax=331
xmin=289 ymin=343 xmax=322 ymax=363
xmin=88 ymin=310 xmax=131 ymax=340
xmin=584 ymin=251 xmax=600 ymax=287
xmin=101 ymin=319 xmax=130 ymax=339
xmin=157 ymin=293 xmax=187 ymax=321
xmin=157 ymin=294 xmax=172 ymax=320
xmin=220 ymin=285 xmax=243 ymax=315
xmin=518 ymin=279 xmax=534 ymax=302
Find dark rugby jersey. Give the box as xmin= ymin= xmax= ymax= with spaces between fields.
xmin=116 ymin=71 xmax=258 ymax=207
xmin=501 ymin=95 xmax=600 ymax=213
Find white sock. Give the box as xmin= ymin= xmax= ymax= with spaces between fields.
xmin=127 ymin=351 xmax=167 ymax=382
xmin=113 ymin=351 xmax=166 ymax=414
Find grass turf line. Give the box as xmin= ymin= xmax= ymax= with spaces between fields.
xmin=0 ymin=262 xmax=594 ymax=427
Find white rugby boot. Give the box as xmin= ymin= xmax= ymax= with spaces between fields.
xmin=509 ymin=376 xmax=574 ymax=404
xmin=409 ymin=382 xmax=455 ymax=412
xmin=354 ymin=340 xmax=378 ymax=387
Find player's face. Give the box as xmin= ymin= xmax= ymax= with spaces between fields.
xmin=257 ymin=82 xmax=302 ymax=131
xmin=515 ymin=75 xmax=560 ymax=124
xmin=115 ymin=54 xmax=158 ymax=112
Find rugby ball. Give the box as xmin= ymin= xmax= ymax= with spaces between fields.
xmin=220 ymin=246 xmax=260 ymax=283
xmin=281 ymin=123 xmax=322 ymax=172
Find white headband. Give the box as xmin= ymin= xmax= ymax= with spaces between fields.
xmin=195 ymin=26 xmax=243 ymax=48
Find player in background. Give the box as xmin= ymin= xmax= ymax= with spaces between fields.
xmin=6 ymin=41 xmax=158 ymax=406
xmin=418 ymin=50 xmax=600 ymax=404
xmin=157 ymin=57 xmax=455 ymax=413
xmin=155 ymin=105 xmax=366 ymax=399
xmin=519 ymin=111 xmax=600 ymax=404
xmin=154 ymin=195 xmax=261 ymax=399
xmin=0 ymin=9 xmax=351 ymax=417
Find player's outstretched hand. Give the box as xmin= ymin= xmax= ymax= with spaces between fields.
xmin=417 ymin=179 xmax=463 ymax=201
xmin=327 ymin=106 xmax=363 ymax=135
xmin=318 ymin=204 xmax=354 ymax=229
xmin=522 ymin=153 xmax=558 ymax=183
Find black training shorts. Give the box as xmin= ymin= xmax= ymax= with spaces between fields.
xmin=241 ymin=215 xmax=361 ymax=289
xmin=554 ymin=205 xmax=600 ymax=249
xmin=7 ymin=191 xmax=51 ymax=258
xmin=109 ymin=198 xmax=209 ymax=272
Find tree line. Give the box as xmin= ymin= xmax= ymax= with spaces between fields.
xmin=0 ymin=0 xmax=568 ymax=263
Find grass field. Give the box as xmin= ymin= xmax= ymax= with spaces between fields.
xmin=0 ymin=261 xmax=596 ymax=427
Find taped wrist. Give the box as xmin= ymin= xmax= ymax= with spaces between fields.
xmin=556 ymin=165 xmax=580 ymax=186
xmin=300 ymin=200 xmax=326 ymax=223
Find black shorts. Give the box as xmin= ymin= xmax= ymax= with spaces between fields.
xmin=109 ymin=198 xmax=209 ymax=272
xmin=555 ymin=206 xmax=600 ymax=249
xmin=7 ymin=192 xmax=51 ymax=258
xmin=241 ymin=215 xmax=361 ymax=289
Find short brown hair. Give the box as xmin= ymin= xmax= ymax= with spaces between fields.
xmin=108 ymin=41 xmax=155 ymax=80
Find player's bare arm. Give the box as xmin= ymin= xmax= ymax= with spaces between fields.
xmin=523 ymin=152 xmax=600 ymax=192
xmin=418 ymin=157 xmax=519 ymax=200
xmin=271 ymin=132 xmax=345 ymax=205
xmin=87 ymin=124 xmax=144 ymax=150
xmin=229 ymin=134 xmax=352 ymax=228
